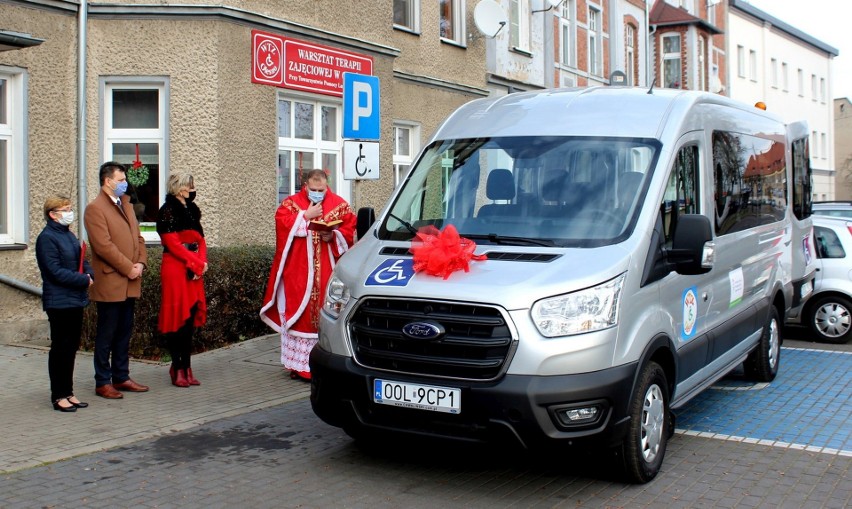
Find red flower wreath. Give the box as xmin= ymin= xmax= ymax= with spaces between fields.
xmin=409 ymin=225 xmax=487 ymax=280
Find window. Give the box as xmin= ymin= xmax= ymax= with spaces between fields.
xmin=510 ymin=0 xmax=530 ymax=52
xmin=393 ymin=122 xmax=420 ymax=187
xmin=707 ymin=1 xmax=716 ymax=25
xmin=820 ymin=77 xmax=826 ymax=103
xmin=662 ymin=145 xmax=699 ymax=245
xmin=815 ymin=226 xmax=845 ymax=259
xmin=626 ymin=24 xmax=635 ymax=86
xmin=737 ymin=45 xmax=745 ymax=78
xmin=277 ymin=95 xmax=342 ymax=203
xmin=588 ymin=7 xmax=601 ymax=76
xmin=560 ymin=2 xmax=575 ymax=67
xmin=791 ymin=137 xmax=812 ymax=220
xmin=103 ymin=79 xmax=168 ymax=242
xmin=821 ymin=133 xmax=827 ymax=159
xmin=798 ymin=68 xmax=804 ymax=96
xmin=713 ymin=131 xmax=786 ymax=235
xmin=393 ymin=0 xmax=420 ymax=32
xmin=663 ymin=34 xmax=682 ymax=88
xmin=811 ymin=74 xmax=817 ymax=100
xmin=439 ymin=0 xmax=465 ymax=45
xmin=770 ymin=58 xmax=778 ymax=88
xmin=0 ymin=68 xmax=26 ymax=246
xmin=782 ymin=62 xmax=789 ymax=91
xmin=698 ymin=36 xmax=707 ymax=91
xmin=748 ymin=50 xmax=757 ymax=81
xmin=812 ymin=130 xmax=818 ymax=158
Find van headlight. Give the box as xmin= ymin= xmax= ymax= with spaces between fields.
xmin=323 ymin=275 xmax=350 ymax=319
xmin=531 ymin=274 xmax=625 ymax=337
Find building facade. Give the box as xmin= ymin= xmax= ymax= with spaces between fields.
xmin=834 ymin=97 xmax=852 ymax=200
xmin=0 ymin=0 xmax=488 ymax=341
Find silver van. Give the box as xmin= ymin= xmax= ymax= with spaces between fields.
xmin=310 ymin=88 xmax=814 ymax=483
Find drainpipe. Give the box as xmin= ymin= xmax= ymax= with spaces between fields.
xmin=77 ymin=0 xmax=88 ymax=240
xmin=645 ymin=1 xmax=652 ymax=87
xmin=0 ymin=274 xmax=42 ymax=297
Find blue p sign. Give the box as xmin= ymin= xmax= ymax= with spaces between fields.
xmin=343 ymin=73 xmax=380 ymax=140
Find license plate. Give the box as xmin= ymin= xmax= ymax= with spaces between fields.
xmin=373 ymin=379 xmax=461 ymax=414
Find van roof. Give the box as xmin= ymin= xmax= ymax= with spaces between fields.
xmin=431 ymin=87 xmax=784 ymax=141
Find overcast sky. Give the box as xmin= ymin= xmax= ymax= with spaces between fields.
xmin=744 ymin=0 xmax=850 ymax=100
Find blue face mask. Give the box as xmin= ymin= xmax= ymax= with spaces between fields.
xmin=113 ymin=179 xmax=128 ymax=198
xmin=307 ymin=190 xmax=326 ymax=204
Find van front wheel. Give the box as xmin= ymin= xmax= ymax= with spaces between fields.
xmin=621 ymin=361 xmax=669 ymax=483
xmin=744 ymin=307 xmax=781 ymax=382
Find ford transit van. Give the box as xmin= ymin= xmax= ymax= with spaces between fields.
xmin=309 ymin=87 xmax=814 ymax=483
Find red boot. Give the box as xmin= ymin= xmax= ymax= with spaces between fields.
xmin=173 ymin=368 xmax=190 ymax=388
xmin=169 ymin=366 xmax=177 ymax=384
xmin=289 ymin=370 xmax=311 ymax=381
xmin=186 ymin=368 xmax=201 ymax=386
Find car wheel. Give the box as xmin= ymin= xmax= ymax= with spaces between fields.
xmin=745 ymin=306 xmax=781 ymax=381
xmin=809 ymin=294 xmax=852 ymax=344
xmin=621 ymin=361 xmax=669 ymax=483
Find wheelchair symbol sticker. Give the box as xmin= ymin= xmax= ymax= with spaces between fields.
xmin=365 ymin=259 xmax=415 ymax=287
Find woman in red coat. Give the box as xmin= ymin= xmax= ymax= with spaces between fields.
xmin=156 ymin=173 xmax=208 ymax=387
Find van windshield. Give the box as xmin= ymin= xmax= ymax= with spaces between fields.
xmin=379 ymin=136 xmax=661 ymax=248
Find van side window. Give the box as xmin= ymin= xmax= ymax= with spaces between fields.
xmin=814 ymin=226 xmax=845 ymax=259
xmin=791 ymin=137 xmax=813 ymax=219
xmin=712 ymin=131 xmax=787 ymax=235
xmin=662 ymin=145 xmax=699 ymax=244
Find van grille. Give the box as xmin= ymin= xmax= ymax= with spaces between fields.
xmin=348 ymin=298 xmax=514 ymax=380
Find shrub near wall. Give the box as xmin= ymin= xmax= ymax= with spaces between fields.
xmin=82 ymin=245 xmax=275 ymax=360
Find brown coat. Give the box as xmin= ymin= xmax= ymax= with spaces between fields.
xmin=84 ymin=190 xmax=148 ymax=302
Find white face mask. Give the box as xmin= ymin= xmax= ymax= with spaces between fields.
xmin=57 ymin=211 xmax=75 ymax=226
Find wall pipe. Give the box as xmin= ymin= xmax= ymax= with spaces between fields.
xmin=0 ymin=274 xmax=42 ymax=297
xmin=77 ymin=0 xmax=88 ymax=240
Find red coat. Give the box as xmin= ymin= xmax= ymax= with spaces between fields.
xmin=260 ymin=187 xmax=355 ymax=335
xmin=156 ymin=195 xmax=207 ymax=333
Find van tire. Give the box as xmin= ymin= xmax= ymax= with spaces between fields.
xmin=808 ymin=294 xmax=852 ymax=344
xmin=744 ymin=307 xmax=781 ymax=381
xmin=621 ymin=361 xmax=669 ymax=483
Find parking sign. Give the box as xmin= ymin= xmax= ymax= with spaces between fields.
xmin=343 ymin=73 xmax=380 ymax=140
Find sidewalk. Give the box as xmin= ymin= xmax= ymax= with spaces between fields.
xmin=0 ymin=334 xmax=310 ymax=474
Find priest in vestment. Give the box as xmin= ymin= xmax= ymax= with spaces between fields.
xmin=260 ymin=169 xmax=356 ymax=381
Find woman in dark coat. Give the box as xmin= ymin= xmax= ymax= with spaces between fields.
xmin=35 ymin=195 xmax=94 ymax=412
xmin=156 ymin=173 xmax=208 ymax=387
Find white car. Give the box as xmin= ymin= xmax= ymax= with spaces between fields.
xmin=789 ymin=216 xmax=852 ymax=343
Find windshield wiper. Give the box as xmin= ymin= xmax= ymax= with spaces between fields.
xmin=386 ymin=212 xmax=419 ymax=236
xmin=465 ymin=234 xmax=556 ymax=247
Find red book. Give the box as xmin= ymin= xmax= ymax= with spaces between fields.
xmin=79 ymin=241 xmax=87 ymax=273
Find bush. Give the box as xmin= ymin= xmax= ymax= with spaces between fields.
xmin=82 ymin=244 xmax=276 ymax=360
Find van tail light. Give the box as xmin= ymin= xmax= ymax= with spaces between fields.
xmin=846 ymin=222 xmax=852 ymax=237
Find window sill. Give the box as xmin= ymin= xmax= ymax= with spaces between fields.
xmin=0 ymin=243 xmax=27 ymax=251
xmin=510 ymin=47 xmax=533 ymax=57
xmin=393 ymin=25 xmax=420 ymax=36
xmin=440 ymin=38 xmax=467 ymax=49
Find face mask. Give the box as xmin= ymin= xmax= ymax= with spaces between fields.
xmin=307 ymin=190 xmax=326 ymax=204
xmin=112 ymin=179 xmax=128 ymax=198
xmin=57 ymin=211 xmax=75 ymax=226
xmin=186 ymin=191 xmax=196 ymax=202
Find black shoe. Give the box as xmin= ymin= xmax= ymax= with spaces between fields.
xmin=52 ymin=398 xmax=77 ymax=412
xmin=67 ymin=395 xmax=88 ymax=408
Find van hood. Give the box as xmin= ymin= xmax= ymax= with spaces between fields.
xmin=336 ymin=240 xmax=632 ymax=311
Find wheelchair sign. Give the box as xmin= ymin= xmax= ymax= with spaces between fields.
xmin=365 ymin=259 xmax=415 ymax=287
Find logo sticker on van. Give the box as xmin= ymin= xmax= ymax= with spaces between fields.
xmin=729 ymin=267 xmax=744 ymax=308
xmin=365 ymin=258 xmax=415 ymax=287
xmin=682 ymin=286 xmax=698 ymax=340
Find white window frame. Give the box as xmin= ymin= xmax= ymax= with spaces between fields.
xmin=392 ymin=121 xmax=420 ymax=187
xmin=0 ymin=67 xmax=27 ymax=246
xmin=820 ymin=77 xmax=826 ymax=103
xmin=812 ymin=130 xmax=818 ymax=158
xmin=748 ymin=49 xmax=757 ymax=81
xmin=626 ymin=24 xmax=635 ymax=86
xmin=560 ymin=1 xmax=575 ymax=67
xmin=798 ymin=68 xmax=804 ymax=96
xmin=737 ymin=45 xmax=745 ymax=78
xmin=277 ymin=92 xmax=346 ymax=203
xmin=588 ymin=7 xmax=601 ymax=77
xmin=811 ymin=74 xmax=817 ymax=101
xmin=662 ymin=33 xmax=682 ymax=88
xmin=439 ymin=0 xmax=466 ymax=45
xmin=821 ymin=132 xmax=827 ymax=159
xmin=510 ymin=0 xmax=531 ymax=52
xmin=782 ymin=62 xmax=789 ymax=91
xmin=770 ymin=58 xmax=778 ymax=88
xmin=102 ymin=78 xmax=168 ymax=244
xmin=393 ymin=0 xmax=420 ymax=33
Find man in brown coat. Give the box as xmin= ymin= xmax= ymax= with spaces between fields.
xmin=84 ymin=161 xmax=150 ymax=399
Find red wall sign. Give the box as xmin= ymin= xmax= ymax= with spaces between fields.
xmin=251 ymin=30 xmax=373 ymax=97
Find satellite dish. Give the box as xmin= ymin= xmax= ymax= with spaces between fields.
xmin=474 ymin=0 xmax=507 ymax=38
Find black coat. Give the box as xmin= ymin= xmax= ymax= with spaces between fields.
xmin=35 ymin=220 xmax=94 ymax=310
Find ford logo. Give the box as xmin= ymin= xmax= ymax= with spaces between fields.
xmin=401 ymin=321 xmax=445 ymax=341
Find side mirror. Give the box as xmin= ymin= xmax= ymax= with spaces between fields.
xmin=356 ymin=207 xmax=375 ymax=241
xmin=666 ymin=214 xmax=714 ymax=275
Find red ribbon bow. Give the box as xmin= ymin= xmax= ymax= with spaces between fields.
xmin=409 ymin=225 xmax=487 ymax=280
